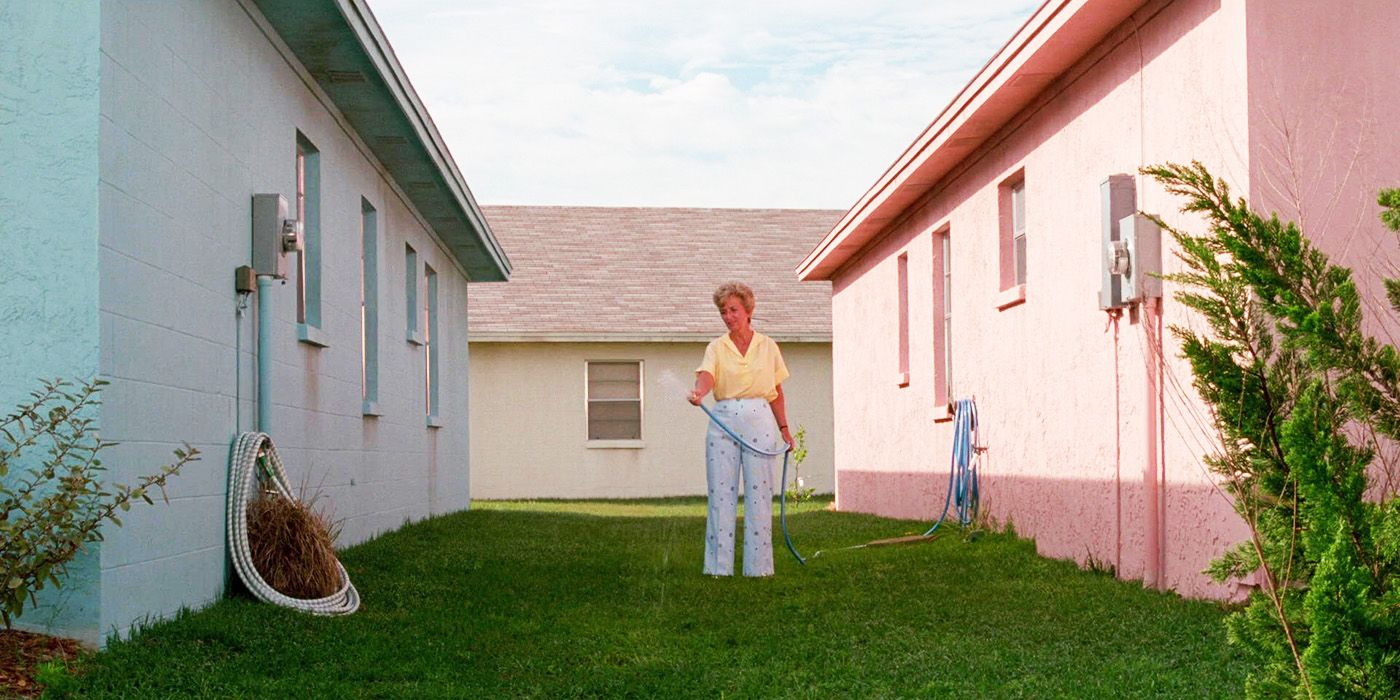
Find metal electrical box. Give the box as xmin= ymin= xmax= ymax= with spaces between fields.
xmin=1119 ymin=213 xmax=1162 ymax=302
xmin=1099 ymin=175 xmax=1136 ymax=309
xmin=251 ymin=193 xmax=302 ymax=279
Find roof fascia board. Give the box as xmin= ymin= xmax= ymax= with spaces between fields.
xmin=234 ymin=0 xmax=474 ymax=282
xmin=333 ymin=0 xmax=512 ymax=280
xmin=798 ymin=0 xmax=1146 ymax=281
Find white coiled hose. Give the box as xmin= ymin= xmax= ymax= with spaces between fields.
xmin=228 ymin=432 xmax=360 ymax=615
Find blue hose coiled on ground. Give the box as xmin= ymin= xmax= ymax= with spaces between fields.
xmin=923 ymin=397 xmax=980 ymax=536
xmin=697 ymin=402 xmax=806 ymax=565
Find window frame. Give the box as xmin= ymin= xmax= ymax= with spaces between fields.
xmin=1011 ymin=181 xmax=1027 ymax=285
xmin=996 ymin=169 xmax=1028 ymax=310
xmin=424 ymin=264 xmax=440 ymax=427
xmin=584 ymin=360 xmax=644 ymax=447
xmin=295 ymin=132 xmax=327 ymax=346
xmin=896 ymin=251 xmax=910 ymax=387
xmin=405 ymin=244 xmax=423 ymax=345
xmin=361 ymin=198 xmax=380 ymax=416
xmin=932 ymin=227 xmax=954 ymax=414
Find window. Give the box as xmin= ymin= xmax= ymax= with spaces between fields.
xmin=896 ymin=252 xmax=910 ymax=387
xmin=405 ymin=244 xmax=421 ymax=344
xmin=424 ymin=264 xmax=439 ymax=425
xmin=1012 ymin=181 xmax=1027 ymax=285
xmin=996 ymin=172 xmax=1028 ymax=310
xmin=361 ymin=199 xmax=380 ymax=415
xmin=586 ymin=361 xmax=642 ymax=441
xmin=935 ymin=230 xmax=953 ymax=406
xmin=295 ymin=133 xmax=325 ymax=345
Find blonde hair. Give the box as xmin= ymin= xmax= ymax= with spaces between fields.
xmin=712 ymin=282 xmax=755 ymax=313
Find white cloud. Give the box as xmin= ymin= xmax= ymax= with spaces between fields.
xmin=369 ymin=0 xmax=1039 ymax=208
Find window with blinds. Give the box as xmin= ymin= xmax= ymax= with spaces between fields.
xmin=586 ymin=361 xmax=643 ymax=441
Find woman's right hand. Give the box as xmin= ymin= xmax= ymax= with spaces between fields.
xmin=689 ymin=371 xmax=714 ymax=407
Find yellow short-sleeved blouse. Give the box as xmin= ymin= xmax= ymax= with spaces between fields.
xmin=696 ymin=331 xmax=790 ymax=402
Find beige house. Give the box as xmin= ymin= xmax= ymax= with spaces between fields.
xmin=468 ymin=206 xmax=837 ymax=499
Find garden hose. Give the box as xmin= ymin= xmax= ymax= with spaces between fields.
xmin=923 ymin=397 xmax=980 ymax=536
xmin=696 ymin=403 xmax=806 ymax=566
xmin=228 ymin=432 xmax=360 ymax=615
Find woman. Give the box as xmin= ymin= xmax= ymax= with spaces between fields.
xmin=688 ymin=282 xmax=795 ymax=577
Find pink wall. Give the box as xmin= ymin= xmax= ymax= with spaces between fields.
xmin=829 ymin=0 xmax=1288 ymax=599
xmin=1245 ymin=1 xmax=1400 ymax=344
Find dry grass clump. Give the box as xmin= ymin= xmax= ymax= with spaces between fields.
xmin=246 ymin=489 xmax=342 ymax=599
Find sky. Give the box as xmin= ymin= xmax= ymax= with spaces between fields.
xmin=368 ymin=0 xmax=1041 ymax=210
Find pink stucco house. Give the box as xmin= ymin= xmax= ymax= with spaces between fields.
xmin=798 ymin=0 xmax=1399 ymax=599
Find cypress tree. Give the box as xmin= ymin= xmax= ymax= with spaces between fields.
xmin=1145 ymin=162 xmax=1399 ymax=698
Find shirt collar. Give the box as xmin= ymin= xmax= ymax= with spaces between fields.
xmin=721 ymin=331 xmax=763 ymax=357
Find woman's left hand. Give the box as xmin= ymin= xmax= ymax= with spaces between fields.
xmin=780 ymin=427 xmax=794 ymax=452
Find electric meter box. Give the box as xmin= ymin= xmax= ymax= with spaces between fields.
xmin=1119 ymin=213 xmax=1162 ymax=302
xmin=251 ymin=194 xmax=302 ymax=279
xmin=1099 ymin=175 xmax=1136 ymax=309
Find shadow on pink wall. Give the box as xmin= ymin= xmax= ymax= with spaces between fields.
xmin=837 ymin=468 xmax=1256 ymax=601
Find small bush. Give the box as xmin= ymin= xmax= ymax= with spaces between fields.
xmin=784 ymin=426 xmax=817 ymax=502
xmin=0 ymin=378 xmax=197 ymax=628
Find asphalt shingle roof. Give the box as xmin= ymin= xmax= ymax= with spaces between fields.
xmin=469 ymin=206 xmax=839 ymax=341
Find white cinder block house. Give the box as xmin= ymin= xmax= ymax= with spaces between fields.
xmin=0 ymin=0 xmax=509 ymax=644
xmin=468 ymin=206 xmax=837 ymax=499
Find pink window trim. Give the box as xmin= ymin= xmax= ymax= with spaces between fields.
xmin=932 ymin=227 xmax=951 ymax=407
xmin=994 ymin=284 xmax=1027 ymax=310
xmin=997 ymin=170 xmax=1026 ymax=291
xmin=896 ymin=252 xmax=910 ymax=386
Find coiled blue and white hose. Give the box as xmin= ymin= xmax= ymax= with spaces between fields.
xmin=923 ymin=397 xmax=980 ymax=536
xmin=228 ymin=432 xmax=360 ymax=615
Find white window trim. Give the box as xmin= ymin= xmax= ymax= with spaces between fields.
xmin=584 ymin=359 xmax=644 ymax=444
xmin=424 ymin=264 xmax=439 ymax=425
xmin=361 ymin=198 xmax=380 ymax=416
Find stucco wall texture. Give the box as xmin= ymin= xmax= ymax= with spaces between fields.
xmin=0 ymin=0 xmax=105 ymax=642
xmin=0 ymin=0 xmax=476 ymax=643
xmin=828 ymin=0 xmax=1399 ymax=600
xmin=469 ymin=342 xmax=833 ymax=499
xmin=828 ymin=0 xmax=1377 ymax=602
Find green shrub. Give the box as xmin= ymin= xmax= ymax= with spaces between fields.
xmin=0 ymin=378 xmax=198 ymax=627
xmin=1146 ymin=162 xmax=1399 ymax=698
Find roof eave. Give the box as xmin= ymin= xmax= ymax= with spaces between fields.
xmin=797 ymin=0 xmax=1148 ymax=282
xmin=252 ymin=0 xmax=512 ymax=281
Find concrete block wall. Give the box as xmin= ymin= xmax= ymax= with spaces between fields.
xmin=90 ymin=0 xmax=472 ymax=643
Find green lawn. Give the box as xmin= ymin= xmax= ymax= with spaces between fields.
xmin=55 ymin=498 xmax=1247 ymax=698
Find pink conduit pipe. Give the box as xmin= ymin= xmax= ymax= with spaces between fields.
xmin=1112 ymin=310 xmax=1123 ymax=576
xmin=1143 ymin=298 xmax=1165 ymax=589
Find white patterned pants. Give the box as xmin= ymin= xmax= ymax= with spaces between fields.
xmin=704 ymin=398 xmax=781 ymax=577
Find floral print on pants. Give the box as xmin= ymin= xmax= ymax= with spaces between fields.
xmin=704 ymin=398 xmax=781 ymax=577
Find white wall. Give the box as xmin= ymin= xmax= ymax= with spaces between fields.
xmin=94 ymin=0 xmax=472 ymax=642
xmin=469 ymin=341 xmax=833 ymax=499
